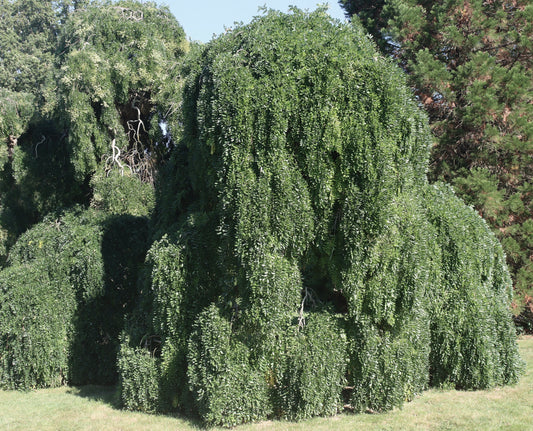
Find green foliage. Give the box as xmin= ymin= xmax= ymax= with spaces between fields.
xmin=2 ymin=208 xmax=149 ymax=388
xmin=0 ymin=0 xmax=64 ymax=94
xmin=0 ymin=3 xmax=524 ymax=427
xmin=0 ymin=89 xmax=39 ymax=263
xmin=118 ymin=339 xmax=160 ymax=413
xmin=424 ymin=184 xmax=524 ymax=389
xmin=91 ymin=168 xmax=155 ymax=216
xmin=187 ymin=304 xmax=272 ymax=427
xmin=55 ymin=0 xmax=188 ymax=183
xmin=344 ymin=192 xmax=436 ymax=412
xmin=0 ymin=0 xmax=181 ymax=265
xmin=275 ymin=313 xmax=347 ymax=420
xmin=339 ymin=0 xmax=533 ymax=309
xmin=0 ymin=120 xmax=86 ymax=265
xmin=0 ymin=2 xmax=77 ymax=257
xmin=0 ymin=89 xmax=35 ymax=143
xmin=0 ymin=263 xmax=75 ymax=389
xmin=117 ymin=7 xmax=521 ymax=425
xmin=119 ymin=231 xmax=214 ymax=414
xmin=138 ymin=235 xmax=191 ymax=412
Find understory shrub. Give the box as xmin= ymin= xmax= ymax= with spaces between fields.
xmin=0 ymin=263 xmax=75 ymax=389
xmin=0 ymin=207 xmax=149 ymax=388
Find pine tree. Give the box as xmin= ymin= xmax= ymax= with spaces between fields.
xmin=339 ymin=0 xmax=533 ymax=311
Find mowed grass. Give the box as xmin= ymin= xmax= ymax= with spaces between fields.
xmin=1 ymin=336 xmax=532 ymax=431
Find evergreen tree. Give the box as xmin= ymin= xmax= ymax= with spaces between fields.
xmin=0 ymin=0 xmax=79 ymax=264
xmin=54 ymin=0 xmax=188 ymax=185
xmin=339 ymin=0 xmax=533 ymax=311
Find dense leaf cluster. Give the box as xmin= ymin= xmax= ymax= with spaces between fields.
xmin=54 ymin=0 xmax=187 ymax=183
xmin=0 ymin=0 xmax=186 ymax=263
xmin=0 ymin=208 xmax=149 ymax=387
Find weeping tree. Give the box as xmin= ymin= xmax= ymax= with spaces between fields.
xmin=0 ymin=0 xmax=66 ymax=265
xmin=119 ymin=8 xmax=522 ymax=426
xmin=55 ymin=0 xmax=188 ymax=186
xmin=0 ymin=0 xmax=187 ymax=264
xmin=338 ymin=0 xmax=533 ymax=317
xmin=0 ymin=0 xmax=186 ymax=387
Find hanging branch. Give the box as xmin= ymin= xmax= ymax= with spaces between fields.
xmin=111 ymin=138 xmax=124 ymax=176
xmin=105 ymin=129 xmax=132 ymax=176
xmin=298 ymin=286 xmax=310 ymax=330
xmin=34 ymin=135 xmax=45 ymax=158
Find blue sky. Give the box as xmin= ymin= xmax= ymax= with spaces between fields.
xmin=158 ymin=1 xmax=347 ymax=43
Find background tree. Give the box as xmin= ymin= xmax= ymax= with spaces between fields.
xmin=0 ymin=0 xmax=79 ymax=264
xmin=54 ymin=0 xmax=188 ymax=185
xmin=0 ymin=0 xmax=187 ymax=265
xmin=339 ymin=0 xmax=533 ymax=315
xmin=0 ymin=0 xmax=62 ymax=93
xmin=0 ymin=0 xmax=186 ymax=387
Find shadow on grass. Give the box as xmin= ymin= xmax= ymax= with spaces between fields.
xmin=66 ymin=385 xmax=121 ymax=408
xmin=66 ymin=385 xmax=205 ymax=429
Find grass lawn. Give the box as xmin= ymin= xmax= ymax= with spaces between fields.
xmin=1 ymin=336 xmax=532 ymax=431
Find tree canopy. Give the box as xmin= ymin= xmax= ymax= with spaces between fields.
xmin=0 ymin=0 xmax=187 ymax=263
xmin=118 ymin=8 xmax=521 ymax=426
xmin=54 ymin=0 xmax=188 ymax=183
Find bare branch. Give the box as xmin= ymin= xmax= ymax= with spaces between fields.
xmin=34 ymin=135 xmax=46 ymax=158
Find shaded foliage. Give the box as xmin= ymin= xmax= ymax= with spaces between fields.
xmin=0 ymin=0 xmax=186 ymax=264
xmin=0 ymin=208 xmax=149 ymax=388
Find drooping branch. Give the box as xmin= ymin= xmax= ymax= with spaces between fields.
xmin=34 ymin=135 xmax=45 ymax=158
xmin=104 ymin=129 xmax=133 ymax=177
